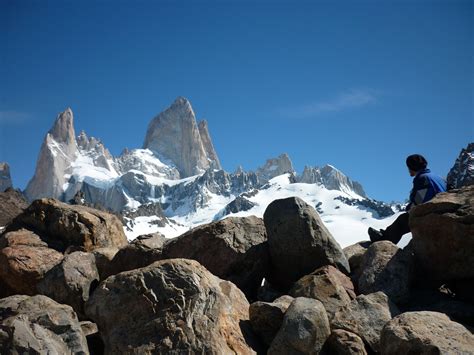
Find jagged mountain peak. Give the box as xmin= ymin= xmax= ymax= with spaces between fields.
xmin=143 ymin=97 xmax=221 ymax=177
xmin=447 ymin=142 xmax=474 ymax=189
xmin=0 ymin=162 xmax=13 ymax=192
xmin=256 ymin=153 xmax=295 ymax=183
xmin=48 ymin=108 xmax=75 ymax=145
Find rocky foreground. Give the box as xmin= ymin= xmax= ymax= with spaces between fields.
xmin=0 ymin=186 xmax=473 ymax=354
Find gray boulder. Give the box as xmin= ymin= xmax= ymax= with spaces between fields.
xmin=38 ymin=251 xmax=99 ymax=318
xmin=410 ymin=185 xmax=474 ymax=281
xmin=0 ymin=295 xmax=89 ymax=354
xmin=163 ymin=216 xmax=269 ymax=300
xmin=289 ymin=265 xmax=355 ymax=320
xmin=0 ymin=188 xmax=28 ymax=227
xmin=9 ymin=198 xmax=128 ymax=252
xmin=0 ymin=229 xmax=63 ymax=295
xmin=85 ymin=258 xmax=256 ymax=354
xmin=249 ymin=295 xmax=294 ymax=347
xmin=105 ymin=232 xmax=166 ymax=278
xmin=331 ymin=292 xmax=400 ymax=353
xmin=343 ymin=241 xmax=371 ymax=276
xmin=268 ymin=297 xmax=331 ymax=355
xmin=264 ymin=197 xmax=349 ymax=291
xmin=358 ymin=241 xmax=414 ymax=304
xmin=380 ymin=311 xmax=474 ymax=354
xmin=324 ymin=329 xmax=368 ymax=355
xmin=91 ymin=247 xmax=119 ymax=280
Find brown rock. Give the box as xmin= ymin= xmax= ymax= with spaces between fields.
xmin=163 ymin=216 xmax=269 ymax=300
xmin=380 ymin=311 xmax=474 ymax=354
xmin=8 ymin=198 xmax=128 ymax=252
xmin=289 ymin=265 xmax=355 ymax=320
xmin=343 ymin=241 xmax=371 ymax=276
xmin=85 ymin=258 xmax=256 ymax=354
xmin=0 ymin=188 xmax=28 ymax=227
xmin=0 ymin=229 xmax=63 ymax=295
xmin=410 ymin=185 xmax=474 ymax=281
xmin=325 ymin=329 xmax=368 ymax=355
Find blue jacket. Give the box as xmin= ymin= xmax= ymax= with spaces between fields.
xmin=406 ymin=168 xmax=446 ymax=211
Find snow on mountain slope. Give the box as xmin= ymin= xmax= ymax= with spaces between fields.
xmin=124 ymin=173 xmax=405 ymax=248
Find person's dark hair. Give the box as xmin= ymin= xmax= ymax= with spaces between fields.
xmin=406 ymin=154 xmax=428 ymax=172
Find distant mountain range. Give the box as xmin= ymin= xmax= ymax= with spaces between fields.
xmin=6 ymin=97 xmax=472 ymax=245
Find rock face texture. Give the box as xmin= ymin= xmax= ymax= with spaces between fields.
xmin=0 ymin=295 xmax=89 ymax=354
xmin=25 ymin=108 xmax=77 ymax=201
xmin=0 ymin=229 xmax=64 ymax=295
xmin=331 ymin=292 xmax=399 ymax=353
xmin=198 ymin=120 xmax=221 ymax=169
xmin=85 ymin=259 xmax=255 ymax=354
xmin=268 ymin=297 xmax=331 ymax=355
xmin=249 ymin=295 xmax=294 ymax=347
xmin=447 ymin=142 xmax=474 ymax=189
xmin=0 ymin=162 xmax=12 ymax=192
xmin=298 ymin=164 xmax=367 ymax=197
xmin=264 ymin=197 xmax=349 ymax=290
xmin=410 ymin=185 xmax=474 ymax=281
xmin=357 ymin=241 xmax=414 ymax=304
xmin=163 ymin=216 xmax=269 ymax=300
xmin=380 ymin=311 xmax=474 ymax=354
xmin=0 ymin=188 xmax=28 ymax=226
xmin=325 ymin=329 xmax=367 ymax=355
xmin=256 ymin=153 xmax=295 ymax=183
xmin=143 ymin=97 xmax=221 ymax=177
xmin=37 ymin=251 xmax=99 ymax=318
xmin=343 ymin=241 xmax=370 ymax=276
xmin=289 ymin=265 xmax=355 ymax=320
xmin=9 ymin=198 xmax=127 ymax=252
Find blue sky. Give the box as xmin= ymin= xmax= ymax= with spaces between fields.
xmin=1 ymin=0 xmax=472 ymax=202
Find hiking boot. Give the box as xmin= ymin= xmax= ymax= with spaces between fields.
xmin=368 ymin=227 xmax=385 ymax=243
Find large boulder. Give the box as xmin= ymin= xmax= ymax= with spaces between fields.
xmin=331 ymin=292 xmax=400 ymax=353
xmin=85 ymin=258 xmax=256 ymax=354
xmin=104 ymin=233 xmax=166 ymax=278
xmin=343 ymin=241 xmax=371 ymax=276
xmin=163 ymin=216 xmax=269 ymax=300
xmin=264 ymin=197 xmax=349 ymax=291
xmin=380 ymin=311 xmax=474 ymax=354
xmin=410 ymin=186 xmax=474 ymax=281
xmin=249 ymin=295 xmax=294 ymax=347
xmin=0 ymin=188 xmax=28 ymax=227
xmin=8 ymin=198 xmax=128 ymax=252
xmin=289 ymin=265 xmax=355 ymax=320
xmin=0 ymin=295 xmax=89 ymax=354
xmin=268 ymin=297 xmax=331 ymax=355
xmin=357 ymin=241 xmax=414 ymax=304
xmin=0 ymin=229 xmax=63 ymax=295
xmin=324 ymin=329 xmax=368 ymax=355
xmin=37 ymin=251 xmax=99 ymax=318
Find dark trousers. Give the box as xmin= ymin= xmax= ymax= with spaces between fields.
xmin=383 ymin=212 xmax=410 ymax=244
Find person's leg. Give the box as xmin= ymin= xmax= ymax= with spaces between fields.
xmin=382 ymin=212 xmax=410 ymax=244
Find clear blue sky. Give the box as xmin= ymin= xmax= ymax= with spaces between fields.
xmin=1 ymin=0 xmax=472 ymax=202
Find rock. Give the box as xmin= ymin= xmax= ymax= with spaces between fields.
xmin=264 ymin=197 xmax=349 ymax=291
xmin=163 ymin=216 xmax=269 ymax=300
xmin=37 ymin=251 xmax=99 ymax=318
xmin=25 ymin=108 xmax=77 ymax=201
xmin=0 ymin=295 xmax=89 ymax=354
xmin=0 ymin=229 xmax=63 ymax=295
xmin=380 ymin=311 xmax=474 ymax=354
xmin=222 ymin=196 xmax=256 ymax=216
xmin=198 ymin=120 xmax=221 ymax=169
xmin=410 ymin=185 xmax=474 ymax=281
xmin=257 ymin=279 xmax=284 ymax=302
xmin=249 ymin=295 xmax=294 ymax=347
xmin=289 ymin=265 xmax=355 ymax=320
xmin=324 ymin=329 xmax=368 ymax=355
xmin=268 ymin=297 xmax=331 ymax=355
xmin=143 ymin=96 xmax=221 ymax=177
xmin=0 ymin=162 xmax=12 ymax=192
xmin=0 ymin=188 xmax=28 ymax=227
xmin=105 ymin=233 xmax=166 ymax=278
xmin=331 ymin=292 xmax=400 ymax=353
xmin=85 ymin=258 xmax=256 ymax=354
xmin=91 ymin=247 xmax=119 ymax=280
xmin=343 ymin=241 xmax=371 ymax=274
xmin=8 ymin=198 xmax=128 ymax=252
xmin=256 ymin=153 xmax=295 ymax=183
xmin=447 ymin=142 xmax=474 ymax=189
xmin=357 ymin=241 xmax=414 ymax=304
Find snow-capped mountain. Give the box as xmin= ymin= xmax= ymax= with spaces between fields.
xmin=447 ymin=143 xmax=474 ymax=189
xmin=24 ymin=97 xmax=400 ymax=247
